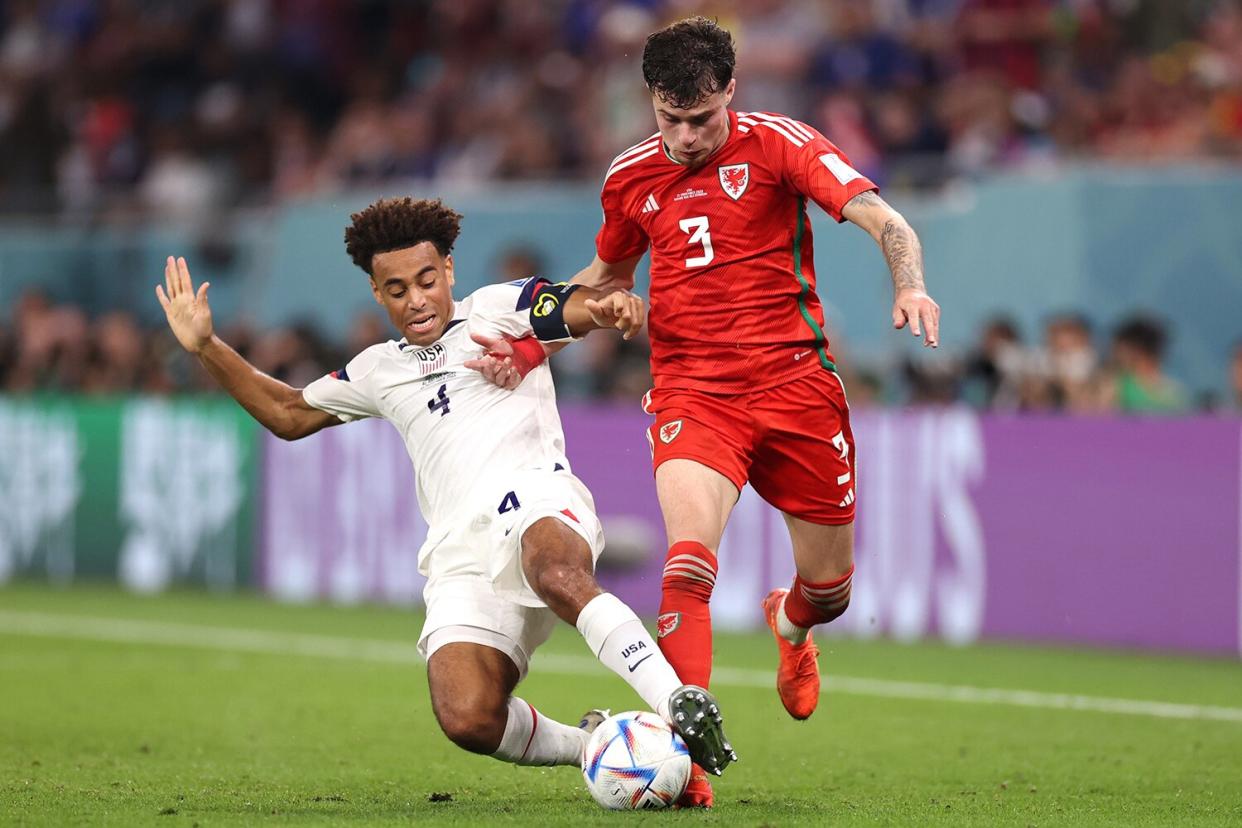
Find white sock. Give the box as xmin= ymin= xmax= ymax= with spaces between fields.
xmin=576 ymin=592 xmax=683 ymax=722
xmin=776 ymin=593 xmax=810 ymax=644
xmin=492 ymin=696 xmax=584 ymax=767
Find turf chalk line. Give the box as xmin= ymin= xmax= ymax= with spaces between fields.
xmin=2 ymin=609 xmax=1240 ymax=725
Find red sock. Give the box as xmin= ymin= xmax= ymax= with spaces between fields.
xmin=783 ymin=565 xmax=854 ymax=629
xmin=656 ymin=541 xmax=717 ymax=688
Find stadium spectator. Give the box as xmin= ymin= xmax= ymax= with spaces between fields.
xmin=1100 ymin=314 xmax=1188 ymax=414
xmin=961 ymin=316 xmax=1029 ymax=408
xmin=1030 ymin=313 xmax=1100 ymax=412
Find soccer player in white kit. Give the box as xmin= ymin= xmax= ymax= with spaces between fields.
xmin=155 ymin=197 xmax=735 ymax=777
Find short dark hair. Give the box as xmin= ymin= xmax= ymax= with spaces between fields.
xmin=642 ymin=16 xmax=735 ymax=109
xmin=344 ymin=197 xmax=463 ymax=275
xmin=1113 ymin=314 xmax=1168 ymax=360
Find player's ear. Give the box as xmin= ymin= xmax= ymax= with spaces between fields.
xmin=369 ymin=276 xmax=383 ymax=306
xmin=443 ymin=254 xmax=455 ymax=287
xmin=723 ymin=78 xmax=736 ymax=105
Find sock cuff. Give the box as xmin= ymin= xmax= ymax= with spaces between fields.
xmin=662 ymin=541 xmax=718 ymax=588
xmin=794 ymin=564 xmax=854 ymax=592
xmin=575 ymin=592 xmax=638 ymax=656
xmin=786 ymin=565 xmax=855 ymax=628
xmin=494 ymin=696 xmax=537 ymax=762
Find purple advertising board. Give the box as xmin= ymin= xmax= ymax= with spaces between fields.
xmin=261 ymin=408 xmax=1242 ymax=656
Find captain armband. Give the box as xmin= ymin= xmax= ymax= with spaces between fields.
xmin=529 ymin=280 xmax=584 ymax=342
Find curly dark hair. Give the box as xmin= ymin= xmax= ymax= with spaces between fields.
xmin=344 ymin=197 xmax=463 ymax=275
xmin=642 ymin=16 xmax=735 ymax=109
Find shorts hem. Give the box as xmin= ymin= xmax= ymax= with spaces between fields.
xmin=774 ymin=508 xmax=855 ymax=526
xmin=419 ymin=624 xmax=532 ymax=680
xmin=515 ymin=507 xmax=597 ymax=554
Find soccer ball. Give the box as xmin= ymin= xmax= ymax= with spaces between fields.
xmin=581 ymin=710 xmax=691 ymax=810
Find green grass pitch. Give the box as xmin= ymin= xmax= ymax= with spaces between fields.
xmin=2 ymin=584 xmax=1240 ymax=826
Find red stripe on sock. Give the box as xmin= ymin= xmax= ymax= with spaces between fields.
xmin=519 ymin=700 xmax=538 ymax=761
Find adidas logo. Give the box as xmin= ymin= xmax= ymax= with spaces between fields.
xmin=640 ymin=193 xmax=660 ymax=213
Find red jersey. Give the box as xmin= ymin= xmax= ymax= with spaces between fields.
xmin=595 ymin=110 xmax=877 ymax=394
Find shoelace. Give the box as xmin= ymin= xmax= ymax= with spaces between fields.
xmin=790 ymin=642 xmax=820 ymax=676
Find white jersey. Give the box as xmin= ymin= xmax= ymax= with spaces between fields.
xmin=303 ymin=280 xmax=576 ymax=539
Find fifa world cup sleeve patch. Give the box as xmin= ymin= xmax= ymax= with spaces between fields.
xmin=528 ymin=280 xmax=583 ymax=342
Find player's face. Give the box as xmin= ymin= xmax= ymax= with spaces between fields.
xmin=651 ymin=78 xmax=736 ymax=168
xmin=370 ymin=242 xmax=456 ymax=346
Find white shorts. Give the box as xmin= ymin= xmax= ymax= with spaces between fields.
xmin=417 ymin=469 xmax=605 ymax=679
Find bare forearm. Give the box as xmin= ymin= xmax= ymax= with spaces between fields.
xmin=569 ymin=262 xmax=610 ymax=289
xmin=570 ymin=254 xmax=639 ymax=292
xmin=562 ymin=286 xmax=607 ymax=337
xmin=197 ymin=336 xmax=323 ymax=438
xmin=842 ymin=190 xmax=939 ymax=346
xmin=880 ymin=217 xmax=925 ymax=294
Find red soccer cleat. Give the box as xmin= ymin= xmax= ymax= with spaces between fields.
xmin=675 ymin=764 xmax=713 ymax=808
xmin=762 ymin=588 xmax=821 ymax=720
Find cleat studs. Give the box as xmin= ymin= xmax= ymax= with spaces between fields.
xmin=675 ymin=712 xmax=685 ymax=722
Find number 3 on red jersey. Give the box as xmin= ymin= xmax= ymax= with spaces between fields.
xmin=678 ymin=216 xmax=714 ymax=268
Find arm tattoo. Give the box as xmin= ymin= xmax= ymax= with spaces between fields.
xmin=880 ymin=218 xmax=925 ymax=293
xmin=847 ymin=190 xmax=885 ymax=210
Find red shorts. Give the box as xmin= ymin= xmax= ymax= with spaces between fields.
xmin=643 ymin=368 xmax=856 ymax=525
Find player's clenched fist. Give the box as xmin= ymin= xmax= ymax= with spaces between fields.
xmin=584 ymin=290 xmax=645 ymax=340
xmin=155 ymin=255 xmax=214 ymax=353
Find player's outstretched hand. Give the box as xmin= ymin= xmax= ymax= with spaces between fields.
xmin=584 ymin=290 xmax=644 ymax=340
xmin=155 ymin=256 xmax=214 ymax=353
xmin=892 ymin=287 xmax=940 ymax=348
xmin=464 ymin=331 xmax=523 ymax=390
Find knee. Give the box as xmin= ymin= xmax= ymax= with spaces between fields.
xmin=521 ymin=521 xmax=597 ymax=605
xmin=435 ymin=694 xmax=508 ymax=755
xmin=528 ymin=561 xmax=591 ymax=606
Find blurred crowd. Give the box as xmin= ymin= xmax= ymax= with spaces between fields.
xmin=1 ymin=0 xmax=1239 ymax=411
xmin=3 ymin=282 xmax=1241 ymax=413
xmin=0 ymin=0 xmax=1240 ymax=216
xmin=887 ymin=311 xmax=1242 ymax=412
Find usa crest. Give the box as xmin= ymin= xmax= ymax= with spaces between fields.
xmin=659 ymin=419 xmax=683 ymax=444
xmin=718 ymin=163 xmax=749 ymax=200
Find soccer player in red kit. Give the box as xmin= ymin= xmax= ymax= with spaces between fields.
xmin=570 ymin=17 xmax=941 ymax=807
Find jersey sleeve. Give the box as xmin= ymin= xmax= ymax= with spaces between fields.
xmin=769 ymin=117 xmax=878 ymax=222
xmin=302 ymin=347 xmax=382 ymax=422
xmin=467 ymin=279 xmax=582 ymax=344
xmin=594 ymin=178 xmax=649 ymax=264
